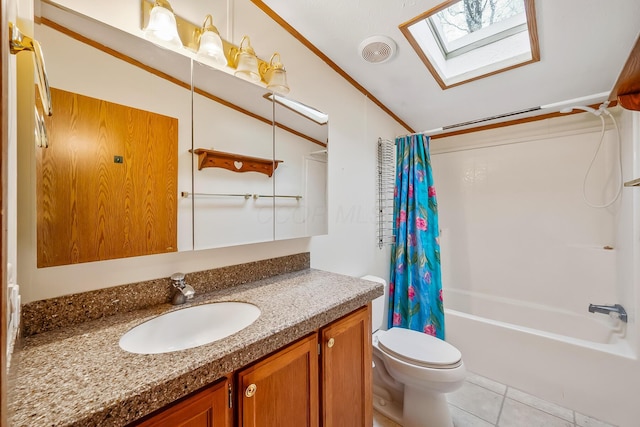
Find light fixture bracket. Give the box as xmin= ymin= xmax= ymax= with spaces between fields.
xmin=153 ymin=0 xmax=174 ymax=12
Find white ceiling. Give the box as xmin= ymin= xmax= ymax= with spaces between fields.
xmin=259 ymin=0 xmax=640 ymax=133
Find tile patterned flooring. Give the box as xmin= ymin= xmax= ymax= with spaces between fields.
xmin=372 ymin=372 xmax=616 ymax=427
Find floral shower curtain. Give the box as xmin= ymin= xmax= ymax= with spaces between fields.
xmin=388 ymin=133 xmax=444 ymax=339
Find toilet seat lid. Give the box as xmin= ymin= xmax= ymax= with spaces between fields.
xmin=378 ymin=327 xmax=462 ymax=368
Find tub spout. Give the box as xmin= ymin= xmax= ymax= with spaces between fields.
xmin=588 ymin=304 xmax=627 ymax=323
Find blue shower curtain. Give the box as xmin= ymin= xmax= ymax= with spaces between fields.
xmin=388 ymin=134 xmax=444 ymax=339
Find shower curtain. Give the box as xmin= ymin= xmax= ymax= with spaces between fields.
xmin=388 ymin=134 xmax=444 ymax=339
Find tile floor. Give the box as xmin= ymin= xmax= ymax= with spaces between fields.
xmin=372 ymin=371 xmax=616 ymax=427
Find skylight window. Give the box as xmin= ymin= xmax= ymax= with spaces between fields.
xmin=400 ymin=0 xmax=539 ymax=89
xmin=267 ymin=93 xmax=329 ymax=124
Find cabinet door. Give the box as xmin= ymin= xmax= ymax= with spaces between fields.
xmin=135 ymin=377 xmax=232 ymax=427
xmin=237 ymin=334 xmax=319 ymax=427
xmin=320 ymin=305 xmax=373 ymax=427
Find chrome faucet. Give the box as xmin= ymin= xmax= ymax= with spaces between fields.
xmin=170 ymin=272 xmax=195 ymax=305
xmin=588 ymin=303 xmax=627 ymax=323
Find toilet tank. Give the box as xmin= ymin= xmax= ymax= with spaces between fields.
xmin=361 ymin=275 xmax=387 ymax=332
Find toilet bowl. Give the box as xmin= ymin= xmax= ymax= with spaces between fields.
xmin=362 ymin=275 xmax=466 ymax=427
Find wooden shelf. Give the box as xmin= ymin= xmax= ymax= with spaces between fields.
xmin=191 ymin=148 xmax=282 ymax=177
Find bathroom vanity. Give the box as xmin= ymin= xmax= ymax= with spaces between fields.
xmin=136 ymin=305 xmax=371 ymax=427
xmin=9 ymin=267 xmax=381 ymax=426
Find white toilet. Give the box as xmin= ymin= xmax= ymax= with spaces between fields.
xmin=362 ymin=275 xmax=466 ymax=427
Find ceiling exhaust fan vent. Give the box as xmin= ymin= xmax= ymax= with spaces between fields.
xmin=359 ymin=36 xmax=397 ymax=64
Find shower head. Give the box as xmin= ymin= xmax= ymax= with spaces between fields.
xmin=560 ymin=101 xmax=612 ymax=116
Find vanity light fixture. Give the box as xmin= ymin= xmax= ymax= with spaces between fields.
xmin=143 ymin=0 xmax=183 ymax=49
xmin=140 ymin=0 xmax=292 ymax=91
xmin=263 ymin=53 xmax=290 ymax=95
xmin=195 ymin=14 xmax=226 ymax=68
xmin=233 ymin=36 xmax=261 ymax=83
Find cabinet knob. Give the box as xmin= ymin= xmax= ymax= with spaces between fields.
xmin=245 ymin=383 xmax=257 ymax=398
xmin=327 ymin=337 xmax=335 ymax=348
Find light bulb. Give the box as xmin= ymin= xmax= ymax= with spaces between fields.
xmin=144 ymin=4 xmax=182 ymax=49
xmin=197 ymin=30 xmax=227 ymax=68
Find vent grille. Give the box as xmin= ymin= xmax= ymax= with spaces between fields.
xmin=359 ymin=36 xmax=397 ymax=64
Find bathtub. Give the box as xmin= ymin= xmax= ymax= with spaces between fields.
xmin=443 ymin=288 xmax=636 ymax=426
xmin=445 ymin=288 xmax=630 ymax=350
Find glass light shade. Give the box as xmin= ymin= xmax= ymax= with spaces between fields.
xmin=197 ymin=30 xmax=227 ymax=68
xmin=144 ymin=5 xmax=182 ymax=49
xmin=34 ymin=106 xmax=48 ymax=148
xmin=265 ymin=68 xmax=290 ymax=94
xmin=234 ymin=51 xmax=261 ymax=82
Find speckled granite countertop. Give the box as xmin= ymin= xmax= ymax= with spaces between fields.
xmin=9 ymin=269 xmax=382 ymax=427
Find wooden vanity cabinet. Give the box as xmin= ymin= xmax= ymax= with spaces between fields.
xmin=236 ymin=333 xmax=319 ymax=426
xmin=320 ymin=305 xmax=372 ymax=426
xmin=236 ymin=304 xmax=372 ymax=427
xmin=134 ymin=377 xmax=232 ymax=427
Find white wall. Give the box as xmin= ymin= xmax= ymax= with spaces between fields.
xmin=16 ymin=0 xmax=404 ymax=302
xmin=309 ymin=95 xmax=399 ymax=284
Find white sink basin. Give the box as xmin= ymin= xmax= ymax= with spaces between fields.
xmin=119 ymin=302 xmax=260 ymax=354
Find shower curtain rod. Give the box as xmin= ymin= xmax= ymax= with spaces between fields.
xmin=401 ymin=91 xmax=610 ymax=138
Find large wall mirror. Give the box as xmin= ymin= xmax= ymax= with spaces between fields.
xmin=273 ymin=96 xmax=328 ymax=240
xmin=191 ymin=61 xmax=275 ymax=249
xmin=29 ymin=1 xmax=328 ymax=268
xmin=35 ymin=6 xmax=194 ymax=267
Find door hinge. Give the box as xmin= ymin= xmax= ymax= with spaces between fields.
xmin=318 ymin=342 xmax=321 ymax=355
xmin=228 ymin=382 xmax=233 ymax=409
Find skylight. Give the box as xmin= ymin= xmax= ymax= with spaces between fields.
xmin=267 ymin=93 xmax=329 ymax=125
xmin=400 ymin=0 xmax=539 ymax=89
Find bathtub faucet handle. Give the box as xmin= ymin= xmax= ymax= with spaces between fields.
xmin=588 ymin=303 xmax=627 ymax=323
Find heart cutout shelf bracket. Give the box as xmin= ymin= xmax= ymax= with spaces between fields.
xmin=191 ymin=148 xmax=282 ymax=177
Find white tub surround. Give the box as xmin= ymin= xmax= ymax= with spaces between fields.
xmin=432 ymin=109 xmax=640 ymax=426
